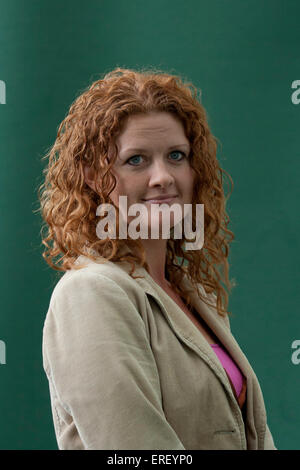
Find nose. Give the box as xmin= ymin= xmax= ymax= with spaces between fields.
xmin=148 ymin=159 xmax=175 ymax=188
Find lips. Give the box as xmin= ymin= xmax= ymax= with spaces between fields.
xmin=142 ymin=196 xmax=178 ymax=204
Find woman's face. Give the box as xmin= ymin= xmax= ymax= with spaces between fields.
xmin=111 ymin=111 xmax=196 ymax=236
xmin=85 ymin=111 xmax=196 ymax=236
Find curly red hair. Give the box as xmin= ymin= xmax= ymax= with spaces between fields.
xmin=36 ymin=66 xmax=235 ymax=317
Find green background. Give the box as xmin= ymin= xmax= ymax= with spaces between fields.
xmin=0 ymin=0 xmax=299 ymax=450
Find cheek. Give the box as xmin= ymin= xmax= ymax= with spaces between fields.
xmin=120 ymin=174 xmax=145 ymax=198
xmin=109 ymin=173 xmax=139 ymax=205
xmin=182 ymin=168 xmax=196 ymax=196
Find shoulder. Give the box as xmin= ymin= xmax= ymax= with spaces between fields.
xmin=42 ymin=257 xmax=153 ymax=380
xmin=43 ymin=256 xmax=150 ymax=347
xmin=49 ymin=255 xmax=146 ymax=308
xmin=43 ymin=256 xmax=150 ymax=340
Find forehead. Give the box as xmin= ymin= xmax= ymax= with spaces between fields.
xmin=115 ymin=112 xmax=190 ymax=149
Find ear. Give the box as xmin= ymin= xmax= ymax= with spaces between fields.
xmin=83 ymin=165 xmax=96 ymax=192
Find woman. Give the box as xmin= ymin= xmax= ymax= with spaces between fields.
xmin=38 ymin=67 xmax=276 ymax=450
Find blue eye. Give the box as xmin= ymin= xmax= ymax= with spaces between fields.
xmin=170 ymin=151 xmax=185 ymax=161
xmin=126 ymin=150 xmax=186 ymax=166
xmin=126 ymin=155 xmax=143 ymax=166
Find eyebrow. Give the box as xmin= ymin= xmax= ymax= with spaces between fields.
xmin=120 ymin=143 xmax=190 ymax=155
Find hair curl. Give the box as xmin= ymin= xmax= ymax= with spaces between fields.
xmin=36 ymin=66 xmax=235 ymax=317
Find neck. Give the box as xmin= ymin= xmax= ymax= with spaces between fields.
xmin=140 ymin=238 xmax=169 ymax=287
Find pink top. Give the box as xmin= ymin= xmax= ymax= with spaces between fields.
xmin=210 ymin=344 xmax=244 ymax=397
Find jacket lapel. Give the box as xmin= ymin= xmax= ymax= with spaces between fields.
xmin=131 ymin=266 xmax=251 ymax=405
xmin=180 ymin=275 xmax=255 ymax=380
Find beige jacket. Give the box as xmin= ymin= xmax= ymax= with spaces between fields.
xmin=42 ymin=253 xmax=276 ymax=450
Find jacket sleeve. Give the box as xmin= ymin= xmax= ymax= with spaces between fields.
xmin=42 ymin=271 xmax=186 ymax=450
